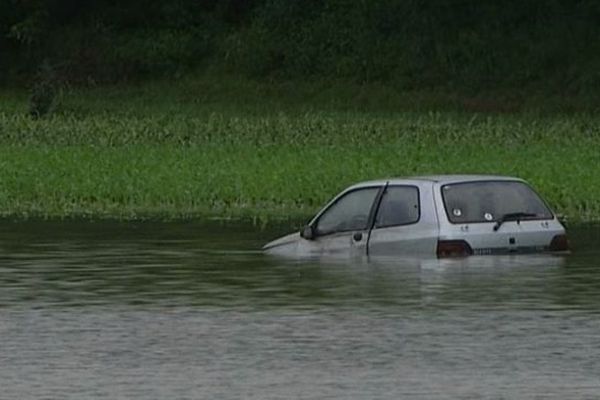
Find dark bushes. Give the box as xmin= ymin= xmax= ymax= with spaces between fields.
xmin=1 ymin=0 xmax=599 ymax=95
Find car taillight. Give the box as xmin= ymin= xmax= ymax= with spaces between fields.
xmin=437 ymin=240 xmax=473 ymax=258
xmin=549 ymin=234 xmax=569 ymax=251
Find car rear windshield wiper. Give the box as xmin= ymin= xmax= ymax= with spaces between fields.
xmin=493 ymin=212 xmax=537 ymax=231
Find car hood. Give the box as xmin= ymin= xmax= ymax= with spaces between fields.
xmin=263 ymin=232 xmax=300 ymax=251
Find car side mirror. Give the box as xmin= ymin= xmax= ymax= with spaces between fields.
xmin=300 ymin=225 xmax=315 ymax=240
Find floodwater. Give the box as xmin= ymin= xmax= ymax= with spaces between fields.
xmin=1 ymin=220 xmax=599 ymax=399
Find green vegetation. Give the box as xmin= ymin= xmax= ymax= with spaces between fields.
xmin=2 ymin=1 xmax=600 ymax=101
xmin=2 ymin=0 xmax=599 ymax=222
xmin=1 ymin=77 xmax=599 ymax=222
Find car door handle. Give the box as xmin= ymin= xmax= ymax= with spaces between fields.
xmin=353 ymin=232 xmax=363 ymax=242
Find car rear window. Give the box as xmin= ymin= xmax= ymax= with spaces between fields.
xmin=441 ymin=181 xmax=553 ymax=223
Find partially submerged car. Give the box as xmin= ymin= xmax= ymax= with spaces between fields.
xmin=263 ymin=175 xmax=569 ymax=258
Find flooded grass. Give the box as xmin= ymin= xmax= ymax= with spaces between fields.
xmin=1 ymin=82 xmax=599 ymax=221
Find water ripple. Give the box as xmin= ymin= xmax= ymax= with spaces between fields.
xmin=1 ymin=221 xmax=600 ymax=398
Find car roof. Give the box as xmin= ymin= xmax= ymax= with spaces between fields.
xmin=404 ymin=174 xmax=524 ymax=184
xmin=348 ymin=175 xmax=524 ymax=189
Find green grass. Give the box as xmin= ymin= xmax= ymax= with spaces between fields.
xmin=1 ymin=76 xmax=599 ymax=222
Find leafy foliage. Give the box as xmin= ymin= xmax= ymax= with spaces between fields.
xmin=1 ymin=0 xmax=599 ymax=94
xmin=28 ymin=60 xmax=59 ymax=118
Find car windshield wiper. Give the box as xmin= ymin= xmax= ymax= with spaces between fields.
xmin=493 ymin=212 xmax=537 ymax=231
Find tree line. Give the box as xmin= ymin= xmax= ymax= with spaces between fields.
xmin=1 ymin=0 xmax=599 ymax=94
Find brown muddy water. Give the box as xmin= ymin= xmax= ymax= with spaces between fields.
xmin=1 ymin=220 xmax=599 ymax=399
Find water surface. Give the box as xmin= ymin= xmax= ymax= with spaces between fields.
xmin=1 ymin=221 xmax=599 ymax=399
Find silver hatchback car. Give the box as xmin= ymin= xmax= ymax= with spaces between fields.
xmin=263 ymin=175 xmax=569 ymax=258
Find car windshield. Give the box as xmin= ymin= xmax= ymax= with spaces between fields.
xmin=441 ymin=181 xmax=553 ymax=223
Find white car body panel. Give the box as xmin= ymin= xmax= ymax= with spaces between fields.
xmin=263 ymin=175 xmax=567 ymax=258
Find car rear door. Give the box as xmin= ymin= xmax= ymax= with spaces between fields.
xmin=438 ymin=220 xmax=563 ymax=255
xmin=435 ymin=180 xmax=565 ymax=254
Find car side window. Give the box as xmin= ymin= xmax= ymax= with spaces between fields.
xmin=316 ymin=187 xmax=380 ymax=235
xmin=374 ymin=186 xmax=419 ymax=228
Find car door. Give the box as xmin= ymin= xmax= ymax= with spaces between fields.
xmin=436 ymin=180 xmax=564 ymax=254
xmin=367 ymin=183 xmax=439 ymax=256
xmin=306 ymin=186 xmax=382 ymax=257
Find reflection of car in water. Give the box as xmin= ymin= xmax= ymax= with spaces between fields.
xmin=263 ymin=175 xmax=569 ymax=258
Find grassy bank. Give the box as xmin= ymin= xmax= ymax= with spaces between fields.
xmin=1 ymin=79 xmax=599 ymax=222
